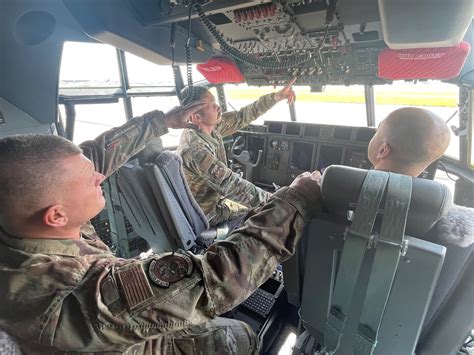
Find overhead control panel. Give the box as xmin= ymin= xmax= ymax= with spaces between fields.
xmin=63 ymin=0 xmax=473 ymax=86
xmin=126 ymin=0 xmax=387 ymax=86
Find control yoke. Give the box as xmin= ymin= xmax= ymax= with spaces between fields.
xmin=231 ymin=136 xmax=263 ymax=182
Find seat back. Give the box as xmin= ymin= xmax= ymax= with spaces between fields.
xmin=283 ymin=163 xmax=451 ymax=307
xmin=115 ymin=151 xmax=209 ymax=253
xmin=416 ymin=205 xmax=474 ymax=354
xmin=291 ymin=166 xmax=459 ymax=354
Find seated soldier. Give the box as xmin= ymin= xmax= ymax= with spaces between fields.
xmin=0 ymin=100 xmax=322 ymax=354
xmin=368 ymin=107 xmax=473 ymax=253
xmin=367 ymin=107 xmax=451 ymax=177
xmin=177 ymin=79 xmax=296 ymax=228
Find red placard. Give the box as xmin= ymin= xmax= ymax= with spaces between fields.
xmin=378 ymin=41 xmax=470 ymax=80
xmin=197 ymin=57 xmax=245 ymax=84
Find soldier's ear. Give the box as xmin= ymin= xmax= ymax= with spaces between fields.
xmin=376 ymin=142 xmax=391 ymax=159
xmin=189 ymin=112 xmax=199 ymax=121
xmin=43 ymin=204 xmax=68 ymax=227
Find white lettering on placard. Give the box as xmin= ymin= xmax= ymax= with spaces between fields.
xmin=397 ymin=52 xmax=446 ymax=60
xmin=201 ymin=65 xmax=222 ymax=72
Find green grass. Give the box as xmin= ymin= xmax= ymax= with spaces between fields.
xmin=224 ymin=87 xmax=458 ymax=107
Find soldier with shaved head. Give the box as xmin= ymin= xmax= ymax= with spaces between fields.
xmin=368 ymin=107 xmax=451 ymax=177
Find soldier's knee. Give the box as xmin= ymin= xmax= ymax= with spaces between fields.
xmin=238 ymin=321 xmax=260 ymax=354
xmin=218 ymin=318 xmax=260 ymax=354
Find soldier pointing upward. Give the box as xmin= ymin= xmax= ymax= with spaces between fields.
xmin=177 ymin=78 xmax=297 ymax=228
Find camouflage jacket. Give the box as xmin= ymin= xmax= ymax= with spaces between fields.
xmin=177 ymin=93 xmax=277 ymax=226
xmin=0 ymin=109 xmax=316 ymax=354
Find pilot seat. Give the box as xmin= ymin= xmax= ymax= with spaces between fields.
xmin=113 ymin=141 xmax=222 ymax=254
xmin=285 ymin=165 xmax=473 ymax=355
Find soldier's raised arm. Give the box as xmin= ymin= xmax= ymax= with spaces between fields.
xmin=80 ymin=101 xmax=206 ymax=177
xmin=217 ymin=78 xmax=297 ymax=137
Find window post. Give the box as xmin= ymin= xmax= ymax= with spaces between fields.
xmin=365 ymin=84 xmax=376 ymax=127
xmin=289 ymin=102 xmax=297 ymax=122
xmin=64 ymin=101 xmax=76 ymax=141
xmin=117 ymin=49 xmax=134 ymax=120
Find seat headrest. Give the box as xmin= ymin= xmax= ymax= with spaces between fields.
xmin=321 ymin=165 xmax=452 ymax=237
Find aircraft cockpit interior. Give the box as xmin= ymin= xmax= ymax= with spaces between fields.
xmin=1 ymin=0 xmax=473 ymax=354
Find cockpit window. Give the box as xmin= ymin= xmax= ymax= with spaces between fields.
xmin=59 ymin=42 xmax=121 ymax=88
xmin=58 ymin=101 xmax=127 ymax=144
xmin=125 ymin=52 xmax=175 ymax=88
xmin=293 ymin=85 xmax=367 ymax=127
xmin=224 ymin=83 xmax=292 ymax=124
xmin=58 ymin=41 xmax=187 ymax=147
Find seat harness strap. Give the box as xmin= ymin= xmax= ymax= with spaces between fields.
xmin=325 ymin=170 xmax=390 ymax=353
xmin=354 ymin=173 xmax=412 ymax=355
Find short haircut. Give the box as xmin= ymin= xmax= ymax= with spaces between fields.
xmin=383 ymin=107 xmax=450 ymax=165
xmin=181 ymin=85 xmax=210 ymax=104
xmin=0 ymin=134 xmax=82 ymax=221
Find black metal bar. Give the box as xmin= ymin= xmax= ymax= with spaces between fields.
xmin=439 ymin=156 xmax=474 ymax=183
xmin=127 ymin=91 xmax=177 ymax=97
xmin=216 ymin=84 xmax=228 ymax=113
xmin=117 ymin=49 xmax=134 ymax=120
xmin=364 ymin=84 xmax=376 ymax=127
xmin=289 ymin=102 xmax=297 ymax=122
xmin=173 ymin=65 xmax=185 ymax=102
xmin=64 ymin=101 xmax=76 ymax=141
xmin=59 ymin=96 xmax=120 ymax=105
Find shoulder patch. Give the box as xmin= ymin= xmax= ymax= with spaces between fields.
xmin=100 ymin=273 xmax=125 ymax=315
xmin=115 ymin=264 xmax=154 ymax=310
xmin=210 ymin=163 xmax=225 ymax=180
xmin=197 ymin=153 xmax=214 ymax=173
xmin=148 ymin=253 xmax=193 ymax=288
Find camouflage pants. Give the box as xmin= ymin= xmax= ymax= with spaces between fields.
xmin=13 ymin=318 xmax=259 ymax=354
xmin=125 ymin=317 xmax=260 ymax=354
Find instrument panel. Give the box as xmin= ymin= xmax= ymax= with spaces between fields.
xmin=231 ymin=121 xmax=375 ymax=187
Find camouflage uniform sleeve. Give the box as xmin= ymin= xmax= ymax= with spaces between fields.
xmin=217 ymin=93 xmax=278 ymax=137
xmin=79 ymin=110 xmax=168 ymax=178
xmin=182 ymin=146 xmax=271 ymax=208
xmin=51 ymin=186 xmax=315 ymax=349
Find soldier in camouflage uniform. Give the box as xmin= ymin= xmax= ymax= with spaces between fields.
xmin=0 ymin=100 xmax=322 ymax=354
xmin=177 ymin=79 xmax=296 ymax=227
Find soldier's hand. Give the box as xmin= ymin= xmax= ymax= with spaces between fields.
xmin=290 ymin=170 xmax=322 ymax=202
xmin=164 ymin=101 xmax=207 ymax=129
xmin=274 ymin=77 xmax=296 ymax=105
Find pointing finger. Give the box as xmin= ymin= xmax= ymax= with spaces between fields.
xmin=286 ymin=77 xmax=297 ymax=89
xmin=288 ymin=92 xmax=296 ymax=105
